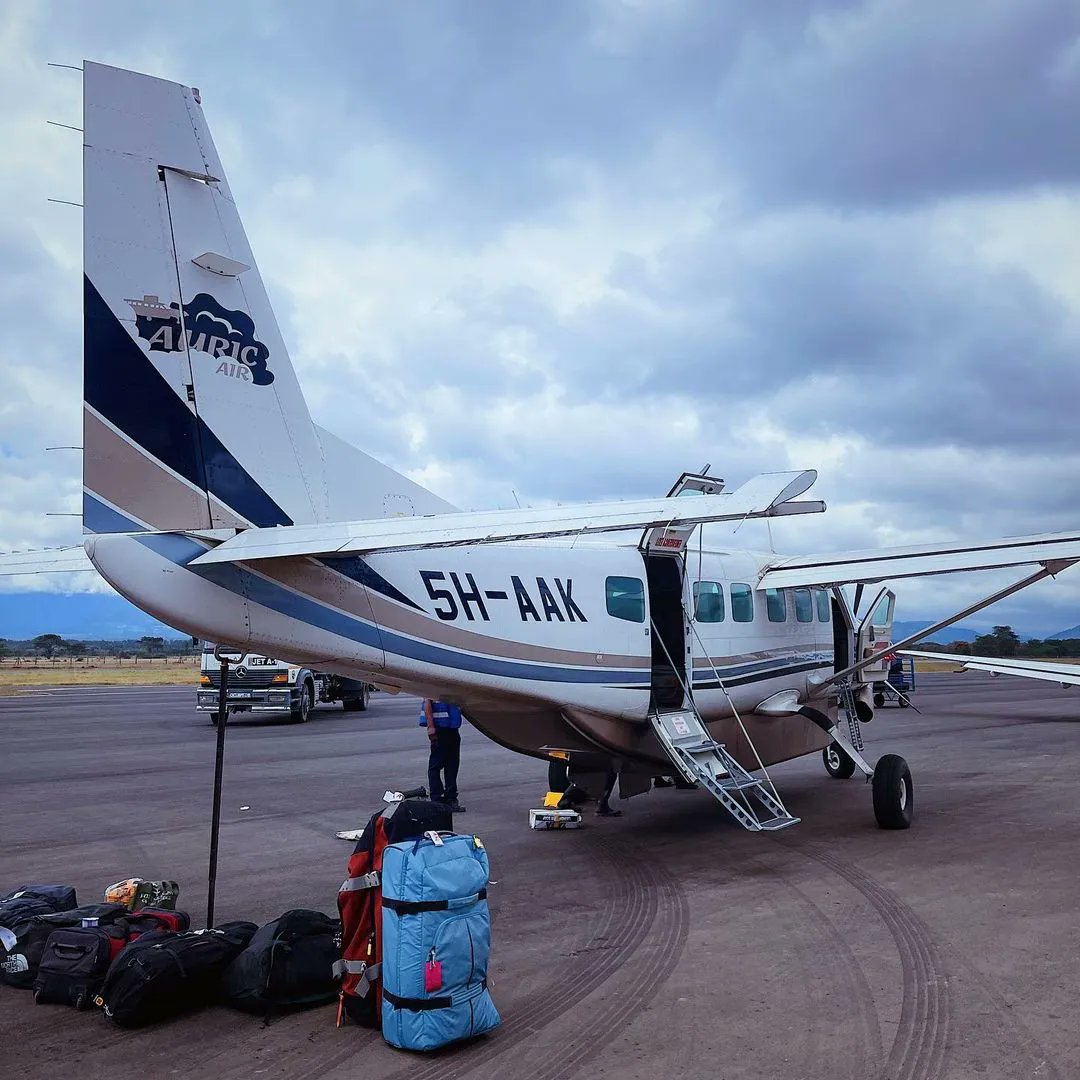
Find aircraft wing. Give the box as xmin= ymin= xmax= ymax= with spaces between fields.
xmin=758 ymin=530 xmax=1080 ymax=589
xmin=190 ymin=470 xmax=825 ymax=564
xmin=901 ymin=650 xmax=1080 ymax=687
xmin=0 ymin=546 xmax=96 ymax=576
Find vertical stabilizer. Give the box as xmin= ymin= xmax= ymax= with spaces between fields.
xmin=82 ymin=62 xmax=457 ymax=535
xmin=82 ymin=63 xmax=322 ymax=533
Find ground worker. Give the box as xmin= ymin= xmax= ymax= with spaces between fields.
xmin=420 ymin=698 xmax=466 ymax=812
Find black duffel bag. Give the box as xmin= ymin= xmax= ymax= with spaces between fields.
xmin=220 ymin=909 xmax=340 ymax=1015
xmin=33 ymin=926 xmax=118 ymax=1008
xmin=0 ymin=885 xmax=79 ymax=982
xmin=2 ymin=901 xmax=125 ymax=989
xmin=98 ymin=921 xmax=257 ymax=1028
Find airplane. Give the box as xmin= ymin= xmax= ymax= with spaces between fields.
xmin=6 ymin=61 xmax=1080 ymax=836
xmin=901 ymin=650 xmax=1080 ymax=689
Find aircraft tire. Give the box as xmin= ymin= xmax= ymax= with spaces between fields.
xmin=292 ymin=681 xmax=313 ymax=724
xmin=873 ymin=691 xmax=885 ymax=708
xmin=823 ymin=742 xmax=856 ymax=779
xmin=873 ymin=754 xmax=913 ymax=830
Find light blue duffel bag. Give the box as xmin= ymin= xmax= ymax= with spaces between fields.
xmin=380 ymin=831 xmax=501 ymax=1051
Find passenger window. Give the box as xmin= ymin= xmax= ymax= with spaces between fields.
xmin=692 ymin=581 xmax=725 ymax=623
xmin=606 ymin=576 xmax=645 ymax=623
xmin=766 ymin=588 xmax=787 ymax=622
xmin=815 ymin=588 xmax=831 ymax=623
xmin=794 ymin=589 xmax=813 ymax=623
xmin=730 ymin=583 xmax=754 ymax=623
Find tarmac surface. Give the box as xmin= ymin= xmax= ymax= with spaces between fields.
xmin=1 ymin=673 xmax=1078 ymax=1079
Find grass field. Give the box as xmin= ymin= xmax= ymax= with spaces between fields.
xmin=0 ymin=657 xmax=200 ymax=694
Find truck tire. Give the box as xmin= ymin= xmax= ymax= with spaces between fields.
xmin=342 ymin=685 xmax=368 ymax=712
xmin=291 ymin=680 xmax=313 ymax=724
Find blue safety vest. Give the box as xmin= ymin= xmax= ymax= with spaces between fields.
xmin=417 ymin=700 xmax=463 ymax=729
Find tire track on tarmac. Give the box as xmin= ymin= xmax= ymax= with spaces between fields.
xmin=382 ymin=835 xmax=686 ymax=1080
xmin=780 ymin=877 xmax=885 ymax=1075
xmin=520 ymin=854 xmax=689 ymax=1080
xmin=284 ymin=834 xmax=663 ymax=1080
xmin=792 ymin=843 xmax=952 ymax=1080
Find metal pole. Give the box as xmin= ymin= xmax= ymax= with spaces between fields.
xmin=206 ymin=657 xmax=229 ymax=929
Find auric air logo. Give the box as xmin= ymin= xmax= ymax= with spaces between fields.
xmin=125 ymin=293 xmax=275 ymax=386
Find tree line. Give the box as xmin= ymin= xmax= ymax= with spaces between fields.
xmin=0 ymin=635 xmax=200 ymax=660
xmin=920 ymin=625 xmax=1080 ymax=658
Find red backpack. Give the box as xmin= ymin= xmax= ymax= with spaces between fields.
xmin=336 ymin=796 xmax=452 ymax=1027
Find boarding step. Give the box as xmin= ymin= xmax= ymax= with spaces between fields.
xmin=718 ymin=776 xmax=762 ymax=792
xmin=835 ymin=678 xmax=865 ymax=752
xmin=650 ymin=707 xmax=799 ymax=833
xmin=755 ymin=815 xmax=801 ymax=832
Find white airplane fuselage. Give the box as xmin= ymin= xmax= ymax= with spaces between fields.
xmin=87 ymin=530 xmax=837 ymax=776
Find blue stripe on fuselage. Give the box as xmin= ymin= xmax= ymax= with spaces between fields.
xmin=126 ymin=530 xmax=647 ymax=686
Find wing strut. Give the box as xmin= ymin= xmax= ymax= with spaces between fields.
xmin=817 ymin=560 xmax=1076 ymax=689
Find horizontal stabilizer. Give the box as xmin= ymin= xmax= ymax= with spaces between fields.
xmin=901 ymin=650 xmax=1080 ymax=687
xmin=190 ymin=470 xmax=824 ymax=564
xmin=760 ymin=530 xmax=1080 ymax=589
xmin=0 ymin=546 xmax=95 ymax=576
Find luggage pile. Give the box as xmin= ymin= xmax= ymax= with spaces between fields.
xmin=2 ymin=791 xmax=500 ymax=1052
xmin=338 ymin=792 xmax=500 ymax=1051
xmin=0 ymin=881 xmax=340 ymax=1027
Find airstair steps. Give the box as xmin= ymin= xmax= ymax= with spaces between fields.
xmin=650 ymin=707 xmax=800 ymax=833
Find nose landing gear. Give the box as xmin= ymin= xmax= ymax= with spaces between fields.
xmin=823 ymin=742 xmax=856 ymax=779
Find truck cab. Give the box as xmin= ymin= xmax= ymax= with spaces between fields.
xmin=197 ymin=644 xmax=371 ymax=724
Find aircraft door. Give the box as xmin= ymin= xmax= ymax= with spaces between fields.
xmin=856 ymin=587 xmax=896 ymax=681
xmin=643 ymin=553 xmax=688 ymax=710
xmin=830 ymin=589 xmax=854 ymax=674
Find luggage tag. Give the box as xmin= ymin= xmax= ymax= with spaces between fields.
xmin=424 ymin=830 xmax=445 ymax=846
xmin=424 ymin=949 xmax=443 ymax=992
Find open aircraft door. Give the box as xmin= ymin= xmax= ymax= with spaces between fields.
xmin=638 ymin=472 xmax=723 ymax=711
xmin=855 ymin=587 xmax=896 ymax=683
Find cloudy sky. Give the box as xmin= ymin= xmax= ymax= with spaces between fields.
xmin=2 ymin=0 xmax=1080 ymax=635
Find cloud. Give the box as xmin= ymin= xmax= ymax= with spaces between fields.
xmin=2 ymin=1 xmax=1080 ymax=638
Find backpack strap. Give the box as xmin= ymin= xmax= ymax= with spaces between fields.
xmin=381 ymin=889 xmax=486 ymax=915
xmin=383 ymin=988 xmax=452 ymax=1011
xmin=339 ymin=872 xmax=380 ymax=893
xmin=332 ymin=958 xmax=381 ymax=995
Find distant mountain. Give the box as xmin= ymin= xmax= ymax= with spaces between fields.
xmin=1048 ymin=624 xmax=1080 ymax=640
xmin=891 ymin=621 xmax=982 ymax=644
xmin=0 ymin=592 xmax=188 ymax=640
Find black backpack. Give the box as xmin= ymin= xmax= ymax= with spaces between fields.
xmin=33 ymin=927 xmax=119 ymax=1008
xmin=1 ymin=903 xmax=126 ymax=989
xmin=98 ymin=922 xmax=257 ymax=1028
xmin=0 ymin=885 xmax=78 ymax=984
xmin=338 ymin=796 xmax=454 ymax=1028
xmin=220 ymin=909 xmax=340 ymax=1015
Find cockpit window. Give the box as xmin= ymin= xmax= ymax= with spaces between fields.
xmin=814 ymin=588 xmax=831 ymax=622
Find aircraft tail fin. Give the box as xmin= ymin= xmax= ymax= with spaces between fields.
xmin=82 ymin=62 xmax=455 ymax=535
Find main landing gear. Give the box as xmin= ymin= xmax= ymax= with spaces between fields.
xmin=803 ymin=707 xmax=914 ymax=831
xmin=871 ymin=753 xmax=913 ymax=830
xmin=820 ymin=741 xmax=913 ymax=829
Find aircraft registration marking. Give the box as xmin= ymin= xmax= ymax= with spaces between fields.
xmin=419 ymin=570 xmax=587 ymax=624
